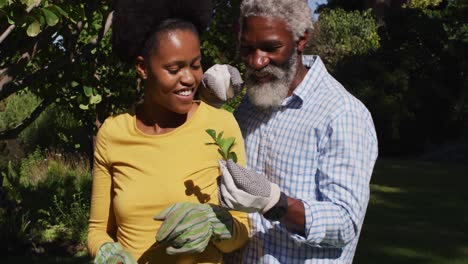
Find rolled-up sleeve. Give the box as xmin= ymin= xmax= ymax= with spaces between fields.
xmin=293 ymin=109 xmax=378 ymax=247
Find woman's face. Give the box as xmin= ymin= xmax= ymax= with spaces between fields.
xmin=138 ymin=29 xmax=202 ymax=114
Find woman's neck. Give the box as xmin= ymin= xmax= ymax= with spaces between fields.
xmin=136 ymin=100 xmax=198 ymax=135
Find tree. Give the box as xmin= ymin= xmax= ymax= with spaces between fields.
xmin=0 ymin=1 xmax=125 ymax=144
xmin=307 ymin=8 xmax=380 ymax=70
xmin=0 ymin=0 xmax=242 ymax=145
xmin=317 ymin=0 xmax=468 ymax=155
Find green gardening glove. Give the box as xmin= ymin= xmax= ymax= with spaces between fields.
xmin=154 ymin=202 xmax=233 ymax=255
xmin=94 ymin=242 xmax=137 ymax=264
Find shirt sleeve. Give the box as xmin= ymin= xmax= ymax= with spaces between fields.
xmin=293 ymin=109 xmax=378 ymax=247
xmin=212 ymin=113 xmax=250 ymax=252
xmin=87 ymin=121 xmax=117 ymax=257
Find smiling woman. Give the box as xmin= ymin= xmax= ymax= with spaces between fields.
xmin=134 ymin=20 xmax=203 ymax=134
xmin=86 ymin=1 xmax=250 ymax=263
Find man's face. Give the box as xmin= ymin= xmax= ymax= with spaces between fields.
xmin=240 ymin=16 xmax=298 ymax=108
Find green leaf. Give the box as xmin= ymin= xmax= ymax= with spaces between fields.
xmin=6 ymin=15 xmax=14 ymax=25
xmin=218 ymin=149 xmax=227 ymax=160
xmin=217 ymin=131 xmax=224 ymax=143
xmin=0 ymin=0 xmax=7 ymax=8
xmin=205 ymin=129 xmax=217 ymax=141
xmin=228 ymin=152 xmax=238 ymax=163
xmin=26 ymin=20 xmax=41 ymax=37
xmin=31 ymin=9 xmax=46 ymax=25
xmin=42 ymin=7 xmax=59 ymax=26
xmin=206 ymin=128 xmax=239 ymax=161
xmin=219 ymin=137 xmax=235 ymax=157
xmin=89 ymin=94 xmax=102 ymax=104
xmin=83 ymin=85 xmax=93 ymax=97
xmin=24 ymin=0 xmax=39 ymax=9
xmin=48 ymin=4 xmax=68 ymax=18
xmin=79 ymin=104 xmax=89 ymax=110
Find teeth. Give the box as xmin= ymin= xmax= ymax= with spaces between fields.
xmin=176 ymin=89 xmax=192 ymax=96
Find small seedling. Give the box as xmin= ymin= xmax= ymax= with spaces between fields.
xmin=205 ymin=129 xmax=238 ymax=163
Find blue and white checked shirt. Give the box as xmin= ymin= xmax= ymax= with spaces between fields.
xmin=232 ymin=56 xmax=378 ymax=263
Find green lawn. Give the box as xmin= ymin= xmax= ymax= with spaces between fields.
xmin=3 ymin=159 xmax=468 ymax=263
xmin=354 ymin=159 xmax=468 ymax=264
xmin=1 ymin=255 xmax=91 ymax=263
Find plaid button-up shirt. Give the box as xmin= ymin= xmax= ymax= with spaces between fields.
xmin=231 ymin=56 xmax=378 ymax=263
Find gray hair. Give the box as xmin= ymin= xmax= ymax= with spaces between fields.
xmin=240 ymin=0 xmax=313 ymax=41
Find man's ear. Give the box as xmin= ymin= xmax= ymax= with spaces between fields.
xmin=297 ymin=30 xmax=309 ymax=53
xmin=135 ymin=56 xmax=147 ymax=80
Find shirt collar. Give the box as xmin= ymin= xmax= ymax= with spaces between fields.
xmin=282 ymin=55 xmax=327 ymax=108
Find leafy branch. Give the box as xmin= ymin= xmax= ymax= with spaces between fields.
xmin=205 ymin=129 xmax=238 ymax=163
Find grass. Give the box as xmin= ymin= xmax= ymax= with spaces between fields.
xmin=354 ymin=159 xmax=468 ymax=264
xmin=1 ymin=255 xmax=91 ymax=263
xmin=2 ymin=159 xmax=467 ymax=263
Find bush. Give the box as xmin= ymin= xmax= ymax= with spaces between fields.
xmin=1 ymin=150 xmax=91 ymax=255
xmin=0 ymin=207 xmax=32 ymax=253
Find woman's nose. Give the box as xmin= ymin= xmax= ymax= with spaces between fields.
xmin=180 ymin=69 xmax=196 ymax=86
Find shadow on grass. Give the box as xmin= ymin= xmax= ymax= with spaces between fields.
xmin=354 ymin=159 xmax=468 ymax=264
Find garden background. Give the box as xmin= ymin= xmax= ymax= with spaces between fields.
xmin=1 ymin=0 xmax=467 ymax=263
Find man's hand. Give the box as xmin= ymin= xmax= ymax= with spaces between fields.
xmin=199 ymin=64 xmax=244 ymax=107
xmin=94 ymin=242 xmax=137 ymax=264
xmin=218 ymin=160 xmax=281 ymax=213
xmin=154 ymin=202 xmax=233 ymax=255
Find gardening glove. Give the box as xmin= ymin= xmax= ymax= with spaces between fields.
xmin=200 ymin=64 xmax=244 ymax=107
xmin=94 ymin=242 xmax=137 ymax=264
xmin=218 ymin=159 xmax=281 ymax=213
xmin=154 ymin=202 xmax=233 ymax=255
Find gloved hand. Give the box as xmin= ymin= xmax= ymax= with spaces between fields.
xmin=218 ymin=159 xmax=281 ymax=213
xmin=94 ymin=242 xmax=137 ymax=264
xmin=154 ymin=202 xmax=233 ymax=255
xmin=200 ymin=64 xmax=244 ymax=107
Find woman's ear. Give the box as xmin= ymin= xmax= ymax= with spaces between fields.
xmin=297 ymin=30 xmax=309 ymax=53
xmin=135 ymin=56 xmax=147 ymax=80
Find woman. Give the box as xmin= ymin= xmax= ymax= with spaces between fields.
xmin=86 ymin=0 xmax=249 ymax=263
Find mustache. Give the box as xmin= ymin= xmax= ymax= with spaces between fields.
xmin=245 ymin=64 xmax=288 ymax=81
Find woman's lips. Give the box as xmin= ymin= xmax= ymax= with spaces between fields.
xmin=174 ymin=88 xmax=195 ymax=102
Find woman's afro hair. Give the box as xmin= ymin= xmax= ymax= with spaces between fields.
xmin=112 ymin=0 xmax=213 ymax=63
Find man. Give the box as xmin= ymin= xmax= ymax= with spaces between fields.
xmin=203 ymin=0 xmax=378 ymax=263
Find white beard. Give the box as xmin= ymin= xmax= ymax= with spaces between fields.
xmin=245 ymin=54 xmax=298 ymax=109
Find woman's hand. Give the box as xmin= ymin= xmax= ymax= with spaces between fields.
xmin=154 ymin=202 xmax=233 ymax=254
xmin=94 ymin=242 xmax=137 ymax=264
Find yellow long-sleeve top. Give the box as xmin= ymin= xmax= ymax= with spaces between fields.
xmin=87 ymin=101 xmax=250 ymax=263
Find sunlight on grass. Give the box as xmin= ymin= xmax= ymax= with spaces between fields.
xmin=354 ymin=159 xmax=468 ymax=264
xmin=379 ymin=246 xmax=429 ymax=258
xmin=370 ymin=184 xmax=407 ymax=193
xmin=369 ymin=193 xmax=403 ymax=209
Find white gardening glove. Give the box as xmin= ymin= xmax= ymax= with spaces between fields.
xmin=200 ymin=64 xmax=244 ymax=108
xmin=218 ymin=160 xmax=281 ymax=213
